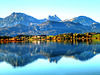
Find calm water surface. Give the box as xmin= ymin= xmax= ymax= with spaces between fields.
xmin=0 ymin=41 xmax=100 ymax=75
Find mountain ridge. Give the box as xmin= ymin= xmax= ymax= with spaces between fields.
xmin=0 ymin=12 xmax=40 ymax=27
xmin=0 ymin=21 xmax=88 ymax=36
xmin=69 ymin=16 xmax=97 ymax=26
xmin=0 ymin=12 xmax=62 ymax=28
xmin=0 ymin=12 xmax=100 ymax=36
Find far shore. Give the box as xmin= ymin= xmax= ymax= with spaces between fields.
xmin=0 ymin=32 xmax=100 ymax=44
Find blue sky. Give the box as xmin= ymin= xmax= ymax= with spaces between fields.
xmin=0 ymin=0 xmax=100 ymax=22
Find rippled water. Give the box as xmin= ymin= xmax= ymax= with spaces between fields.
xmin=0 ymin=41 xmax=100 ymax=75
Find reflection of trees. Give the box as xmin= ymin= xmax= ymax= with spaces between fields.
xmin=0 ymin=41 xmax=100 ymax=67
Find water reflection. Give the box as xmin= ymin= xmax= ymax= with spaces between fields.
xmin=0 ymin=40 xmax=100 ymax=67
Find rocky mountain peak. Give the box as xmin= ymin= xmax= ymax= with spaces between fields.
xmin=47 ymin=14 xmax=61 ymax=21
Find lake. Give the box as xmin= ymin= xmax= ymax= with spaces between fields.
xmin=0 ymin=40 xmax=100 ymax=75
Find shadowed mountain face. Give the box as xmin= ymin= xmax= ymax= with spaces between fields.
xmin=0 ymin=41 xmax=100 ymax=67
xmin=0 ymin=21 xmax=89 ymax=36
xmin=0 ymin=24 xmax=37 ymax=36
xmin=0 ymin=18 xmax=3 ymax=21
xmin=0 ymin=20 xmax=100 ymax=36
xmin=35 ymin=21 xmax=88 ymax=35
xmin=90 ymin=23 xmax=100 ymax=29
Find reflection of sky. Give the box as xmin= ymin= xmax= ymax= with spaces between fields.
xmin=0 ymin=54 xmax=100 ymax=75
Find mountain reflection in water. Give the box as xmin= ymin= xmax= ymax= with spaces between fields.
xmin=0 ymin=40 xmax=100 ymax=67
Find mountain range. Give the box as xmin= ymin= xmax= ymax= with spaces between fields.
xmin=0 ymin=12 xmax=99 ymax=36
